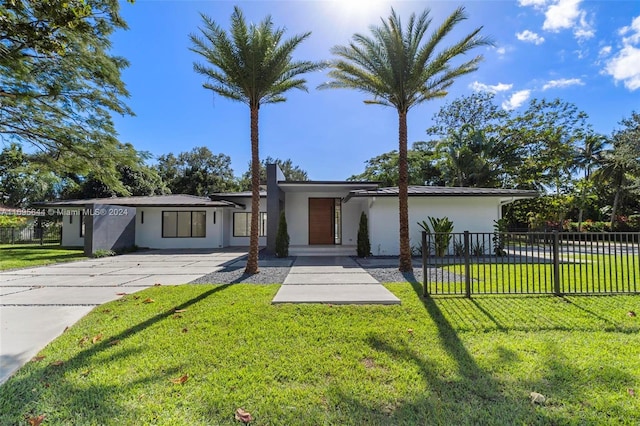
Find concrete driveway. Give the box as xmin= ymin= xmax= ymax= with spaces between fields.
xmin=0 ymin=249 xmax=246 ymax=384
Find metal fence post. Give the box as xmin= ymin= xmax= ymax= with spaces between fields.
xmin=464 ymin=231 xmax=471 ymax=298
xmin=422 ymin=231 xmax=428 ymax=297
xmin=11 ymin=227 xmax=15 ymax=245
xmin=553 ymin=230 xmax=561 ymax=296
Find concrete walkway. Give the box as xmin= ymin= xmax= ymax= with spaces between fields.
xmin=272 ymin=256 xmax=400 ymax=305
xmin=0 ymin=249 xmax=245 ymax=385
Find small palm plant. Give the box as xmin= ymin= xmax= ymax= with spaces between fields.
xmin=418 ymin=217 xmax=454 ymax=257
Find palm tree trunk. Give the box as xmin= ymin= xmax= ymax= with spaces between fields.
xmin=610 ymin=187 xmax=620 ymax=231
xmin=245 ymin=105 xmax=260 ymax=274
xmin=398 ymin=110 xmax=412 ymax=272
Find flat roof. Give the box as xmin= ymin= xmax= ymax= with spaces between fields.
xmin=348 ymin=186 xmax=539 ymax=198
xmin=277 ymin=181 xmax=379 ymax=193
xmin=37 ymin=194 xmax=242 ymax=208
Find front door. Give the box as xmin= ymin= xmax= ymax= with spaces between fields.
xmin=308 ymin=198 xmax=334 ymax=245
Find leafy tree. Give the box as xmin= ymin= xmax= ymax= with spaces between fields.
xmin=507 ymin=99 xmax=588 ymax=193
xmin=593 ymin=112 xmax=640 ymax=228
xmin=348 ymin=143 xmax=444 ymax=187
xmin=190 ymin=7 xmax=323 ymax=274
xmin=157 ymin=147 xmax=235 ymax=196
xmin=0 ymin=143 xmax=58 ymax=207
xmin=321 ymin=7 xmax=490 ymax=272
xmin=237 ymin=157 xmax=309 ymax=191
xmin=0 ymin=0 xmax=138 ymax=192
xmin=426 ymin=92 xmax=508 ymax=138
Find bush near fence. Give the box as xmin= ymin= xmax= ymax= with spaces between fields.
xmin=422 ymin=230 xmax=640 ymax=297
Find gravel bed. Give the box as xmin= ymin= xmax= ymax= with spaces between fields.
xmin=354 ymin=257 xmax=466 ymax=284
xmin=190 ymin=253 xmax=292 ymax=285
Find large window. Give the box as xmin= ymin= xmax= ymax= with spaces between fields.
xmin=162 ymin=211 xmax=206 ymax=238
xmin=234 ymin=212 xmax=267 ymax=237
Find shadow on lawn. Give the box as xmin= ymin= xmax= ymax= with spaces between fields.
xmin=330 ymin=272 xmax=635 ymax=424
xmin=0 ymin=284 xmax=234 ymax=423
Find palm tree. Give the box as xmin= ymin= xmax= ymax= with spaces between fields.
xmin=575 ymin=133 xmax=606 ymax=230
xmin=320 ymin=7 xmax=490 ymax=272
xmin=190 ymin=7 xmax=323 ymax=274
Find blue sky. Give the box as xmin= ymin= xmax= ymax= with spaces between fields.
xmin=111 ymin=0 xmax=640 ymax=180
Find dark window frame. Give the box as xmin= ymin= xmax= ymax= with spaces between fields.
xmin=233 ymin=212 xmax=267 ymax=237
xmin=161 ymin=210 xmax=206 ymax=238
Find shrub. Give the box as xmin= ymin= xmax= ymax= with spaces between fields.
xmin=275 ymin=211 xmax=289 ymax=258
xmin=418 ymin=216 xmax=454 ymax=257
xmin=357 ymin=212 xmax=371 ymax=258
xmin=93 ymin=249 xmax=116 ymax=258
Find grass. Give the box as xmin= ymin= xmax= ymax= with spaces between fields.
xmin=0 ymin=244 xmax=85 ymax=271
xmin=427 ymin=255 xmax=640 ymax=295
xmin=1 ymin=283 xmax=639 ymax=425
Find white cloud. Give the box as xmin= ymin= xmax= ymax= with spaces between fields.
xmin=496 ymin=46 xmax=506 ymax=55
xmin=502 ymin=90 xmax=531 ymax=110
xmin=599 ymin=46 xmax=612 ymax=57
xmin=542 ymin=78 xmax=585 ymax=90
xmin=521 ymin=0 xmax=594 ymax=40
xmin=516 ymin=30 xmax=545 ymax=45
xmin=470 ymin=81 xmax=513 ymax=93
xmin=519 ymin=0 xmax=548 ymax=7
xmin=605 ymin=15 xmax=640 ymax=91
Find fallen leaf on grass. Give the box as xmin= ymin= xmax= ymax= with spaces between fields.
xmin=108 ymin=339 xmax=120 ymax=346
xmin=530 ymin=392 xmax=546 ymax=404
xmin=142 ymin=298 xmax=155 ymax=304
xmin=235 ymin=408 xmax=253 ymax=423
xmin=81 ymin=369 xmax=91 ymax=377
xmin=170 ymin=374 xmax=188 ymax=384
xmin=181 ymin=328 xmax=188 ymax=333
xmin=50 ymin=360 xmax=64 ymax=367
xmin=628 ymin=311 xmax=637 ymax=317
xmin=101 ymin=309 xmax=112 ymax=314
xmin=154 ymin=283 xmax=162 ymax=287
xmin=133 ymin=295 xmax=140 ymax=300
xmin=172 ymin=314 xmax=183 ymax=319
xmin=32 ymin=355 xmax=45 ymax=362
xmin=628 ymin=388 xmax=636 ymax=397
xmin=78 ymin=336 xmax=89 ymax=346
xmin=92 ymin=333 xmax=103 ymax=344
xmin=174 ymin=309 xmax=187 ymax=313
xmin=25 ymin=414 xmax=45 ymax=426
xmin=63 ymin=326 xmax=69 ymax=333
xmin=407 ymin=328 xmax=414 ymax=334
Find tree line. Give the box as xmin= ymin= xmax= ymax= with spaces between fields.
xmin=0 ymin=145 xmax=308 ymax=206
xmin=349 ymin=92 xmax=640 ymax=230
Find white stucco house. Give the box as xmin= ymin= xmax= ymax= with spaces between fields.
xmin=39 ymin=164 xmax=537 ymax=256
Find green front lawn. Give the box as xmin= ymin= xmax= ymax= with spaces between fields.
xmin=1 ymin=284 xmax=639 ymax=425
xmin=0 ymin=244 xmax=85 ymax=271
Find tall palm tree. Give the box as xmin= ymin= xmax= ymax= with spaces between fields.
xmin=320 ymin=7 xmax=490 ymax=272
xmin=575 ymin=133 xmax=606 ymax=230
xmin=190 ymin=7 xmax=323 ymax=274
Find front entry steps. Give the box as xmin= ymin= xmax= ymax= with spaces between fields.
xmin=272 ymin=256 xmax=400 ymax=305
xmin=288 ymin=245 xmax=357 ymax=257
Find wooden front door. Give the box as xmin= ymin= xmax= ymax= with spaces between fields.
xmin=308 ymin=198 xmax=334 ymax=245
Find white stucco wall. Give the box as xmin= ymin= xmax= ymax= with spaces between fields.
xmin=285 ymin=192 xmax=364 ymax=246
xmin=61 ymin=211 xmax=84 ymax=247
xmin=224 ymin=197 xmax=267 ymax=247
xmin=368 ymin=196 xmax=502 ymax=256
xmin=135 ymin=207 xmax=223 ymax=249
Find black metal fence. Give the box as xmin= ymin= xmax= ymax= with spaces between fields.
xmin=422 ymin=231 xmax=640 ymax=297
xmin=0 ymin=227 xmax=62 ymax=245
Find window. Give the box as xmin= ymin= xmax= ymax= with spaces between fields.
xmin=334 ymin=198 xmax=342 ymax=244
xmin=162 ymin=211 xmax=206 ymax=238
xmin=234 ymin=212 xmax=267 ymax=237
xmin=140 ymin=211 xmax=144 ymax=224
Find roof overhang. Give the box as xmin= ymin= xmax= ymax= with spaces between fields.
xmin=278 ymin=181 xmax=379 ymax=194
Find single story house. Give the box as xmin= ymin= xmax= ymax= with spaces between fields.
xmin=39 ymin=164 xmax=537 ymax=256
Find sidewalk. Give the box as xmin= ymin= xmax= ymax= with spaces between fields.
xmin=272 ymin=256 xmax=400 ymax=305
